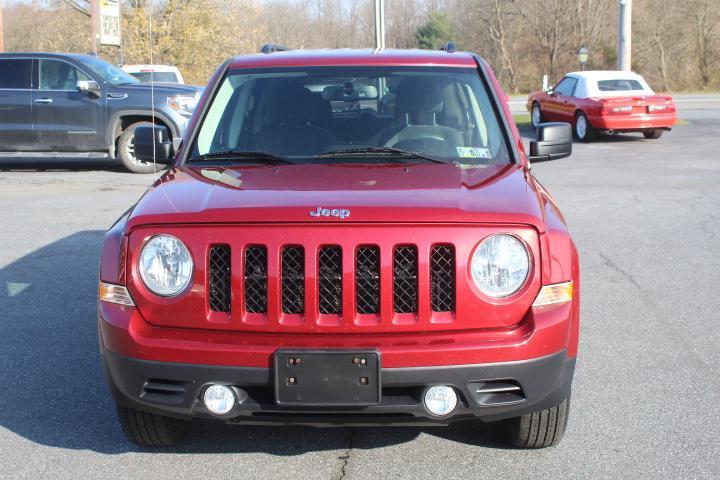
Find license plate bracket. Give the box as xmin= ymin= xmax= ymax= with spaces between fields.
xmin=274 ymin=350 xmax=381 ymax=406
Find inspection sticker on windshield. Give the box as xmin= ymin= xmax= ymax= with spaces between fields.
xmin=456 ymin=147 xmax=492 ymax=159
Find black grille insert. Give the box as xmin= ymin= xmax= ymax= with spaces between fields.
xmin=393 ymin=245 xmax=418 ymax=313
xmin=356 ymin=246 xmax=380 ymax=314
xmin=208 ymin=245 xmax=231 ymax=312
xmin=430 ymin=245 xmax=455 ymax=312
xmin=244 ymin=246 xmax=267 ymax=313
xmin=282 ymin=246 xmax=305 ymax=314
xmin=319 ymin=246 xmax=343 ymax=314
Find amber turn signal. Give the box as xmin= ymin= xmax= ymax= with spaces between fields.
xmin=532 ymin=281 xmax=573 ymax=307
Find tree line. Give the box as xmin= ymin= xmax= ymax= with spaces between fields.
xmin=2 ymin=0 xmax=718 ymax=92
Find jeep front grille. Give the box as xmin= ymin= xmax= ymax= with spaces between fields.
xmin=318 ymin=246 xmax=343 ymax=314
xmin=206 ymin=242 xmax=456 ymax=321
xmin=244 ymin=246 xmax=268 ymax=313
xmin=281 ymin=246 xmax=305 ymax=314
xmin=208 ymin=245 xmax=231 ymax=312
xmin=356 ymin=246 xmax=381 ymax=314
xmin=393 ymin=245 xmax=418 ymax=314
xmin=430 ymin=245 xmax=455 ymax=312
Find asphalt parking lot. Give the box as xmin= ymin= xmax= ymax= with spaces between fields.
xmin=1 ymin=109 xmax=718 ymax=479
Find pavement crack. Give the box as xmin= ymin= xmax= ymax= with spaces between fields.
xmin=335 ymin=428 xmax=356 ymax=480
xmin=598 ymin=252 xmax=644 ymax=293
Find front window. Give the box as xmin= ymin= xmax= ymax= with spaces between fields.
xmin=78 ymin=56 xmax=139 ymax=86
xmin=190 ymin=66 xmax=511 ymax=166
xmin=39 ymin=60 xmax=91 ymax=90
xmin=554 ymin=77 xmax=577 ymax=97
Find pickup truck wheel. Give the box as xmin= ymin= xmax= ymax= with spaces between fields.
xmin=504 ymin=397 xmax=570 ymax=448
xmin=116 ymin=403 xmax=188 ymax=447
xmin=118 ymin=121 xmax=165 ymax=174
xmin=643 ymin=129 xmax=663 ymax=139
xmin=530 ymin=103 xmax=543 ymax=128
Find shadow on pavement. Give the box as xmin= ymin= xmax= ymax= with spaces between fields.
xmin=0 ymin=231 xmax=510 ymax=454
xmin=517 ymin=122 xmax=645 ymax=143
xmin=0 ymin=156 xmax=126 ymax=173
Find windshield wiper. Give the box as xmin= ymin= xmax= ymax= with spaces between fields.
xmin=187 ymin=150 xmax=298 ymax=165
xmin=316 ymin=146 xmax=451 ymax=164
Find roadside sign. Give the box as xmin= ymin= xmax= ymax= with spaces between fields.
xmin=99 ymin=0 xmax=121 ymax=46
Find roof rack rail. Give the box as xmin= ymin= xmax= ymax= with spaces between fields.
xmin=440 ymin=42 xmax=457 ymax=53
xmin=260 ymin=44 xmax=291 ymax=54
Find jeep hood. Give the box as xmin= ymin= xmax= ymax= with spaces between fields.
xmin=126 ymin=163 xmax=547 ymax=231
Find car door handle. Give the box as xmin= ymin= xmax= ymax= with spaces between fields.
xmin=34 ymin=98 xmax=53 ymax=104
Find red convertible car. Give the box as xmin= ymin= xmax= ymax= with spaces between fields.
xmin=99 ymin=47 xmax=579 ymax=448
xmin=527 ymin=71 xmax=676 ymax=141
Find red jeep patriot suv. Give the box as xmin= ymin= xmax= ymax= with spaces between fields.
xmin=99 ymin=47 xmax=579 ymax=448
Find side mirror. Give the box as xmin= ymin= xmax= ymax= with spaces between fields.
xmin=133 ymin=125 xmax=173 ymax=164
xmin=529 ymin=122 xmax=572 ymax=162
xmin=77 ymin=80 xmax=101 ymax=97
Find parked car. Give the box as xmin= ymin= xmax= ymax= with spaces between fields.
xmin=527 ymin=70 xmax=676 ymax=141
xmin=99 ymin=47 xmax=579 ymax=448
xmin=121 ymin=64 xmax=185 ymax=84
xmin=0 ymin=53 xmax=202 ymax=172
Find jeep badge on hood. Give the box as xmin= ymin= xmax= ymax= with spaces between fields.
xmin=309 ymin=207 xmax=351 ymax=219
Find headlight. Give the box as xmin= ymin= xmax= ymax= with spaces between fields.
xmin=138 ymin=235 xmax=193 ymax=296
xmin=470 ymin=234 xmax=530 ymax=298
xmin=167 ymin=94 xmax=198 ymax=116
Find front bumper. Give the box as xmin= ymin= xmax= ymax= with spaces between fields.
xmin=103 ymin=348 xmax=575 ymax=426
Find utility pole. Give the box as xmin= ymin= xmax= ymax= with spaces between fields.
xmin=0 ymin=0 xmax=5 ymax=53
xmin=617 ymin=0 xmax=632 ymax=70
xmin=374 ymin=0 xmax=385 ymax=50
xmin=91 ymin=0 xmax=100 ymax=55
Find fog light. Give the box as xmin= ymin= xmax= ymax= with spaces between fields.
xmin=424 ymin=385 xmax=458 ymax=416
xmin=203 ymin=385 xmax=235 ymax=415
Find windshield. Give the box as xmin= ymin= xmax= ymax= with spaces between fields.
xmin=190 ymin=66 xmax=511 ymax=165
xmin=79 ymin=56 xmax=139 ymax=86
xmin=130 ymin=71 xmax=180 ymax=83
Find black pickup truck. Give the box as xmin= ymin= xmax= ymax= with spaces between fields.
xmin=0 ymin=52 xmax=202 ymax=173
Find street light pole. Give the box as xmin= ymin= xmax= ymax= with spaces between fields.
xmin=0 ymin=0 xmax=5 ymax=53
xmin=617 ymin=0 xmax=632 ymax=71
xmin=374 ymin=0 xmax=385 ymax=50
xmin=91 ymin=0 xmax=100 ymax=55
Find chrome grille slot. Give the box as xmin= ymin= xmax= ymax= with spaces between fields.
xmin=393 ymin=245 xmax=418 ymax=313
xmin=356 ymin=246 xmax=380 ymax=314
xmin=281 ymin=246 xmax=305 ymax=314
xmin=430 ymin=245 xmax=455 ymax=312
xmin=208 ymin=245 xmax=231 ymax=312
xmin=467 ymin=380 xmax=526 ymax=406
xmin=318 ymin=246 xmax=343 ymax=314
xmin=244 ymin=246 xmax=268 ymax=313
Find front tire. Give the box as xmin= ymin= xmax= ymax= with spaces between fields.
xmin=574 ymin=112 xmax=595 ymax=142
xmin=531 ymin=103 xmax=543 ymax=128
xmin=643 ymin=129 xmax=663 ymax=139
xmin=504 ymin=397 xmax=570 ymax=448
xmin=116 ymin=403 xmax=189 ymax=447
xmin=117 ymin=121 xmax=166 ymax=174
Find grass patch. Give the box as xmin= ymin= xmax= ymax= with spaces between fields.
xmin=513 ymin=113 xmax=531 ymax=127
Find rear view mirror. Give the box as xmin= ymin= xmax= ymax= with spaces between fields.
xmin=529 ymin=122 xmax=572 ymax=162
xmin=133 ymin=125 xmax=173 ymax=164
xmin=77 ymin=80 xmax=101 ymax=98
